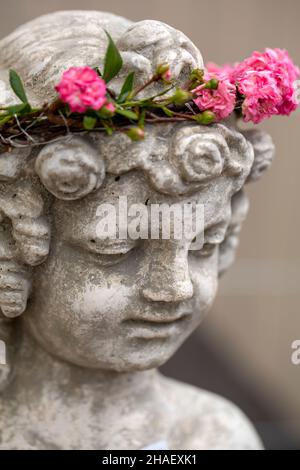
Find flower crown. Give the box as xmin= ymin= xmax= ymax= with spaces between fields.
xmin=0 ymin=31 xmax=299 ymax=152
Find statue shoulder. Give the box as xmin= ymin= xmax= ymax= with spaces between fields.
xmin=160 ymin=376 xmax=263 ymax=450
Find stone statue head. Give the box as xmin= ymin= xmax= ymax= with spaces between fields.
xmin=0 ymin=11 xmax=275 ymax=387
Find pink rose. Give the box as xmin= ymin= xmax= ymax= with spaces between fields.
xmin=237 ymin=70 xmax=282 ymax=123
xmin=204 ymin=49 xmax=299 ymax=123
xmin=235 ymin=48 xmax=300 ymax=122
xmin=56 ymin=67 xmax=107 ymax=113
xmin=193 ymin=72 xmax=236 ymax=121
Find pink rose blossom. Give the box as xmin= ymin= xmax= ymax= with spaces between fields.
xmin=203 ymin=49 xmax=299 ymax=123
xmin=193 ymin=72 xmax=236 ymax=121
xmin=56 ymin=66 xmax=107 ymax=113
xmin=237 ymin=71 xmax=282 ymax=123
xmin=235 ymin=48 xmax=300 ymax=122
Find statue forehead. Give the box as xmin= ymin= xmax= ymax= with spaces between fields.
xmin=53 ymin=170 xmax=233 ymax=243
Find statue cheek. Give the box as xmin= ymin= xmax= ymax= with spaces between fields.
xmin=189 ymin=261 xmax=219 ymax=314
xmin=71 ymin=283 xmax=135 ymax=324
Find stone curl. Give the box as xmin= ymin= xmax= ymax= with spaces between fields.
xmin=35 ymin=137 xmax=106 ymax=201
xmin=110 ymin=20 xmax=203 ymax=98
xmin=99 ymin=123 xmax=254 ymax=196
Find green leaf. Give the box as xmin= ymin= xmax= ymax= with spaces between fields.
xmin=83 ymin=116 xmax=97 ymax=130
xmin=9 ymin=70 xmax=29 ymax=104
xmin=118 ymin=72 xmax=135 ymax=103
xmin=0 ymin=115 xmax=13 ymax=126
xmin=7 ymin=103 xmax=30 ymax=116
xmin=103 ymin=31 xmax=123 ymax=83
xmin=138 ymin=109 xmax=146 ymax=128
xmin=116 ymin=108 xmax=138 ymax=120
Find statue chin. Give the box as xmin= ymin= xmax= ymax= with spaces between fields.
xmin=0 ymin=10 xmax=274 ymax=450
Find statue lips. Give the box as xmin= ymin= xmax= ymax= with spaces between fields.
xmin=122 ymin=313 xmax=192 ymax=339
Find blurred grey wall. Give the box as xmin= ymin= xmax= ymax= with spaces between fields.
xmin=1 ymin=0 xmax=299 ymax=440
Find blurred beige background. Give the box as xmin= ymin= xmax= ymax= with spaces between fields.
xmin=1 ymin=0 xmax=299 ymax=447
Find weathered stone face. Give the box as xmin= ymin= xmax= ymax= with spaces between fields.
xmin=24 ymin=167 xmax=236 ymax=371
xmin=0 ymin=105 xmax=256 ymax=374
xmin=0 ymin=121 xmax=255 ymax=373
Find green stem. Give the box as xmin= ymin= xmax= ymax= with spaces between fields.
xmin=131 ymin=76 xmax=157 ymax=98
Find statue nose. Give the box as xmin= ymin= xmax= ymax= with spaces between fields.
xmin=141 ymin=240 xmax=194 ymax=303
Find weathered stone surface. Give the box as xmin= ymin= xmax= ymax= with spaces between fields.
xmin=0 ymin=11 xmax=273 ymax=450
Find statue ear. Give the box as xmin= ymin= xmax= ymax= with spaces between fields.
xmin=0 ymin=180 xmax=51 ymax=318
xmin=0 ymin=180 xmax=51 ymax=267
xmin=0 ymin=228 xmax=31 ymax=319
xmin=241 ymin=129 xmax=275 ymax=183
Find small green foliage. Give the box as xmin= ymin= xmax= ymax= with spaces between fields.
xmin=116 ymin=108 xmax=139 ymax=120
xmin=102 ymin=32 xmax=123 ymax=83
xmin=9 ymin=70 xmax=29 ymax=104
xmin=118 ymin=72 xmax=135 ymax=103
xmin=7 ymin=103 xmax=31 ymax=116
xmin=83 ymin=116 xmax=97 ymax=130
xmin=204 ymin=78 xmax=219 ymax=90
xmin=190 ymin=68 xmax=204 ymax=82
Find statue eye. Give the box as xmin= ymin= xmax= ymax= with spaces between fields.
xmin=93 ymin=250 xmax=135 ymax=267
xmin=86 ymin=241 xmax=139 ymax=266
xmin=189 ymin=242 xmax=217 ymax=258
xmin=65 ymin=239 xmax=138 ymax=266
